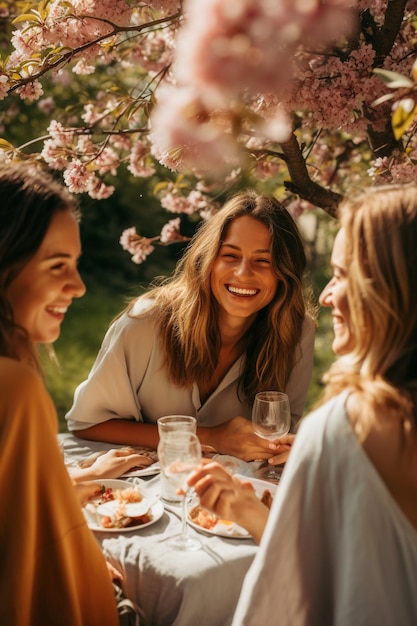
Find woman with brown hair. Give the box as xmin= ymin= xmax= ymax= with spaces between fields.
xmin=0 ymin=162 xmax=120 ymax=625
xmin=190 ymin=184 xmax=417 ymax=625
xmin=67 ymin=190 xmax=316 ymax=463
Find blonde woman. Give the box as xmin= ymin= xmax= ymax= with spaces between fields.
xmin=67 ymin=190 xmax=316 ymax=463
xmin=201 ymin=185 xmax=417 ymax=625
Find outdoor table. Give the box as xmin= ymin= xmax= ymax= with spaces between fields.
xmin=59 ymin=433 xmax=263 ymax=626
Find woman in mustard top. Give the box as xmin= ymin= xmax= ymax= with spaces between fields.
xmin=0 ymin=163 xmax=120 ymax=626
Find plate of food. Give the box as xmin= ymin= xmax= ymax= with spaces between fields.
xmin=187 ymin=477 xmax=276 ymax=539
xmin=188 ymin=505 xmax=251 ymax=539
xmin=82 ymin=479 xmax=163 ymax=532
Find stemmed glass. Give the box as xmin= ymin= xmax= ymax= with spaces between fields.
xmin=157 ymin=431 xmax=202 ymax=551
xmin=252 ymin=391 xmax=291 ymax=483
xmin=157 ymin=415 xmax=197 ymax=504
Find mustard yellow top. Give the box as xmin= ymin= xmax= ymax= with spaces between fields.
xmin=0 ymin=357 xmax=119 ymax=626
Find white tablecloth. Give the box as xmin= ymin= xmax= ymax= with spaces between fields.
xmin=59 ymin=433 xmax=260 ymax=626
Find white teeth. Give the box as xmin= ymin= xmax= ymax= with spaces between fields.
xmin=47 ymin=306 xmax=68 ymax=314
xmin=227 ymin=286 xmax=257 ymax=296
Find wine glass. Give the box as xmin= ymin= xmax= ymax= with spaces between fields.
xmin=157 ymin=431 xmax=202 ymax=551
xmin=157 ymin=415 xmax=197 ymax=504
xmin=252 ymin=391 xmax=291 ymax=483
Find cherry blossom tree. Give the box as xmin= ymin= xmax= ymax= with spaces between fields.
xmin=1 ymin=0 xmax=417 ymax=262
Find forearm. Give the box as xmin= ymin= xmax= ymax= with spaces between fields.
xmin=73 ymin=419 xmax=159 ymax=448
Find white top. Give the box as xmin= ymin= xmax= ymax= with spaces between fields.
xmin=66 ymin=299 xmax=316 ymax=431
xmin=232 ymin=392 xmax=417 ymax=626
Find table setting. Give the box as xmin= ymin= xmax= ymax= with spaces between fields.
xmin=59 ymin=431 xmax=275 ymax=626
xmin=58 ymin=397 xmax=286 ymax=626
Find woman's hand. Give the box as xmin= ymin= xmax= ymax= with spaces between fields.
xmin=200 ymin=416 xmax=277 ymax=462
xmin=187 ymin=461 xmax=269 ymax=544
xmin=267 ymin=433 xmax=295 ymax=466
xmin=69 ymin=447 xmax=153 ymax=482
xmin=73 ymin=480 xmax=104 ymax=507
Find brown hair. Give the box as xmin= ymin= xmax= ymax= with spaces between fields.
xmin=0 ymin=162 xmax=78 ymax=368
xmin=127 ymin=189 xmax=315 ymax=401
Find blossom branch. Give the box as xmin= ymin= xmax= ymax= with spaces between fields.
xmin=7 ymin=11 xmax=181 ymax=94
xmin=280 ymin=133 xmax=344 ymax=219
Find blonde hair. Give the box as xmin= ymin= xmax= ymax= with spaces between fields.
xmin=125 ymin=189 xmax=316 ymax=401
xmin=321 ymin=184 xmax=417 ymax=422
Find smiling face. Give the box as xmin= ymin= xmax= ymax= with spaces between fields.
xmin=210 ymin=215 xmax=278 ymax=331
xmin=319 ymin=228 xmax=355 ymax=355
xmin=6 ymin=209 xmax=86 ymax=344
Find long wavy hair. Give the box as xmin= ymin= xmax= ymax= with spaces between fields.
xmin=0 ymin=163 xmax=78 ymax=369
xmin=320 ymin=184 xmax=417 ymax=426
xmin=127 ymin=189 xmax=316 ymax=401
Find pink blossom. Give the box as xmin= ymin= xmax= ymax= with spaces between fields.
xmin=174 ymin=0 xmax=356 ymax=105
xmin=160 ymin=218 xmax=183 ymax=243
xmin=150 ymin=84 xmax=241 ymax=174
xmin=149 ymin=0 xmax=182 ymax=14
xmin=47 ymin=121 xmax=74 ymax=146
xmin=37 ymin=97 xmax=55 ymax=114
xmin=128 ymin=142 xmax=156 ymax=178
xmin=131 ymin=242 xmax=155 ymax=264
xmin=119 ymin=227 xmax=156 ymax=263
xmin=72 ymin=59 xmax=96 ymax=75
xmin=16 ymin=80 xmax=44 ymax=102
xmin=63 ymin=160 xmax=95 ymax=193
xmin=87 ymin=176 xmax=115 ymax=199
xmin=41 ymin=139 xmax=70 ymax=171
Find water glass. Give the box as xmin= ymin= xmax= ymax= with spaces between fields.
xmin=157 ymin=415 xmax=197 ymax=504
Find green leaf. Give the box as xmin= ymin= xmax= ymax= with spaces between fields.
xmin=374 ymin=68 xmax=414 ymax=89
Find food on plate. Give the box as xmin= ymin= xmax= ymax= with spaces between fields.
xmin=189 ymin=505 xmax=225 ymax=530
xmin=86 ymin=485 xmax=153 ymax=529
xmin=189 ymin=488 xmax=274 ymax=534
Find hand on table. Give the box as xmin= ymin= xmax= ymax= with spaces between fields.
xmin=187 ymin=460 xmax=269 ymax=544
xmin=201 ymin=416 xmax=278 ymax=462
xmin=69 ymin=447 xmax=154 ymax=482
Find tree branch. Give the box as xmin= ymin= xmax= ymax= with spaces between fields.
xmin=279 ymin=133 xmax=343 ymax=218
xmin=373 ymin=0 xmax=407 ymax=61
xmin=7 ymin=12 xmax=181 ymax=94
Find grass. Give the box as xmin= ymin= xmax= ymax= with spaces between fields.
xmin=42 ymin=285 xmax=131 ymax=431
xmin=44 ymin=284 xmax=335 ymax=433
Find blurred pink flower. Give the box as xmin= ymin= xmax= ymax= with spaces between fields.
xmin=120 ymin=227 xmax=156 ymax=264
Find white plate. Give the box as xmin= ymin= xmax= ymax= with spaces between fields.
xmin=83 ymin=479 xmax=164 ymax=532
xmin=187 ymin=505 xmax=251 ymax=539
xmin=233 ymin=474 xmax=278 ymax=498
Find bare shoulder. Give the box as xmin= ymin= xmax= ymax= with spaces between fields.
xmin=346 ymin=391 xmax=417 ymax=529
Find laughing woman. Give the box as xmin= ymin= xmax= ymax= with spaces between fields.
xmin=66 ymin=190 xmax=317 ymax=463
xmin=0 ymin=163 xmax=119 ymax=626
xmin=226 ymin=184 xmax=417 ymax=625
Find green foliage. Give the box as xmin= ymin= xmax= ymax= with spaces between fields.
xmin=42 ymin=285 xmax=129 ymax=431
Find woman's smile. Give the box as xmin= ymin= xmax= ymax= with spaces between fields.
xmin=211 ymin=215 xmax=278 ymax=328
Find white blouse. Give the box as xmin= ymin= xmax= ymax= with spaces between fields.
xmin=66 ymin=299 xmax=315 ymax=431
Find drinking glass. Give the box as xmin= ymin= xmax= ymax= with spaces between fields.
xmin=157 ymin=415 xmax=197 ymax=504
xmin=157 ymin=431 xmax=202 ymax=551
xmin=252 ymin=391 xmax=291 ymax=483
xmin=157 ymin=415 xmax=197 ymax=437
